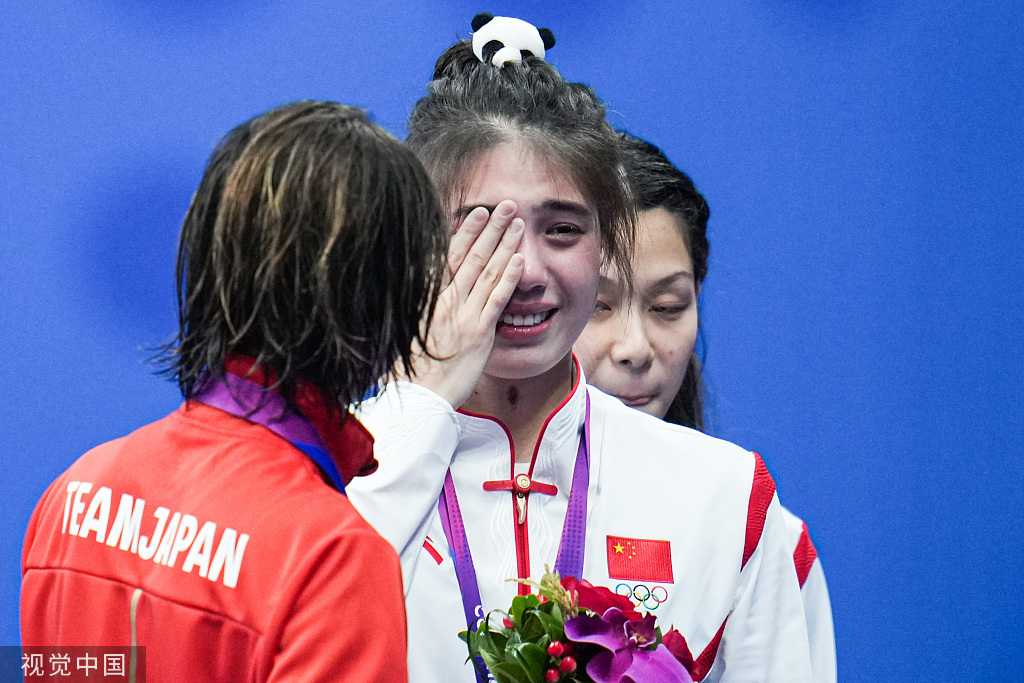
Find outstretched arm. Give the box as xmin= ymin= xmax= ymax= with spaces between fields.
xmin=347 ymin=201 xmax=523 ymax=584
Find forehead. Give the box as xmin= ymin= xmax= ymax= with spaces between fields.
xmin=637 ymin=208 xmax=691 ymax=265
xmin=601 ymin=207 xmax=693 ymax=284
xmin=457 ymin=143 xmax=592 ymax=212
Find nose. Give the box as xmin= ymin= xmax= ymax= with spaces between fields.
xmin=512 ymin=230 xmax=546 ymax=294
xmin=608 ymin=310 xmax=654 ymax=370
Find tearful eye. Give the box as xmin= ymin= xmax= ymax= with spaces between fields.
xmin=547 ymin=223 xmax=584 ymax=244
xmin=551 ymin=223 xmax=581 ymax=233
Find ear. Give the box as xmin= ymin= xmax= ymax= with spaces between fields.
xmin=539 ymin=28 xmax=555 ymax=49
xmin=481 ymin=39 xmax=503 ymax=65
xmin=472 ymin=13 xmax=494 ymax=31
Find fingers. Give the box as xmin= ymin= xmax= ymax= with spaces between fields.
xmin=447 ymin=206 xmax=490 ymax=281
xmin=465 ymin=216 xmax=524 ymax=314
xmin=481 ymin=254 xmax=525 ymax=328
xmin=450 ymin=200 xmax=518 ymax=294
xmin=398 ymin=200 xmax=525 ymax=409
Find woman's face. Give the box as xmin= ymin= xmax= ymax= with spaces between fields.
xmin=576 ymin=207 xmax=699 ymax=419
xmin=456 ymin=143 xmax=602 ymax=381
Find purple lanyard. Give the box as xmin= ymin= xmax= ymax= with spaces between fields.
xmin=438 ymin=392 xmax=591 ymax=636
xmin=192 ymin=373 xmax=346 ymax=493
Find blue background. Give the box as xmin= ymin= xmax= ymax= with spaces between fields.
xmin=2 ymin=1 xmax=1021 ymax=680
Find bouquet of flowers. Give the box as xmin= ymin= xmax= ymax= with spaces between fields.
xmin=460 ymin=570 xmax=695 ymax=683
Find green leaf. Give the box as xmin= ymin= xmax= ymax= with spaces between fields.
xmin=479 ymin=649 xmax=505 ymax=672
xmin=461 ymin=629 xmax=479 ymax=659
xmin=535 ymin=609 xmax=566 ymax=642
xmin=511 ymin=642 xmax=550 ymax=683
xmin=490 ymin=661 xmax=531 ymax=683
xmin=503 ymin=627 xmax=523 ymax=649
xmin=551 ymin=602 xmax=563 ymax=622
xmin=521 ymin=611 xmax=547 ymax=641
xmin=490 ymin=630 xmax=509 ymax=652
xmin=478 ymin=627 xmax=509 ymax=660
xmin=509 ymin=594 xmax=541 ymax=623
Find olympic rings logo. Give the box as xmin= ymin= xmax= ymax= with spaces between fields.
xmin=615 ymin=583 xmax=669 ymax=610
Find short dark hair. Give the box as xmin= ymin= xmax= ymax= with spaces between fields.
xmin=161 ymin=100 xmax=447 ymax=407
xmin=619 ymin=132 xmax=710 ymax=431
xmin=406 ymin=40 xmax=635 ymax=282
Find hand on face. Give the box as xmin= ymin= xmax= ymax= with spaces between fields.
xmin=402 ymin=200 xmax=525 ymax=408
xmin=460 ymin=143 xmax=602 ymax=383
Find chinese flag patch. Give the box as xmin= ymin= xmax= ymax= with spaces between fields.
xmin=606 ymin=536 xmax=674 ymax=583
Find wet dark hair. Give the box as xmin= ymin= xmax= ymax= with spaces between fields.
xmin=160 ymin=100 xmax=447 ymax=408
xmin=406 ymin=40 xmax=635 ymax=282
xmin=618 ymin=132 xmax=710 ymax=431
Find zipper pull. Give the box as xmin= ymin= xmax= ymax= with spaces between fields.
xmin=515 ymin=492 xmax=527 ymax=525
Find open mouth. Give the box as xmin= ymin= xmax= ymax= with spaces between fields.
xmin=499 ymin=310 xmax=554 ymax=327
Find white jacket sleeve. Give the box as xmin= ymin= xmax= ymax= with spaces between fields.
xmin=706 ymin=494 xmax=814 ymax=683
xmin=780 ymin=506 xmax=837 ymax=683
xmin=802 ymin=559 xmax=837 ymax=683
xmin=346 ymin=382 xmax=460 ymax=591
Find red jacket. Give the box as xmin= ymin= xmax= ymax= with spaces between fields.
xmin=22 ymin=377 xmax=408 ymax=682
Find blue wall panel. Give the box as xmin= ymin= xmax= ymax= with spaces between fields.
xmin=3 ymin=1 xmax=1021 ymax=679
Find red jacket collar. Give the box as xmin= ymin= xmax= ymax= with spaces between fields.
xmin=222 ymin=355 xmax=378 ymax=484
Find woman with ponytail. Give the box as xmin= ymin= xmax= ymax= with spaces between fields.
xmin=347 ymin=16 xmax=814 ymax=682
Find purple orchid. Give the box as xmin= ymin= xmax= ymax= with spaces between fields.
xmin=564 ymin=608 xmax=693 ymax=683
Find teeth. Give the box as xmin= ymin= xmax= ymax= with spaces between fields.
xmin=501 ymin=311 xmax=549 ymax=326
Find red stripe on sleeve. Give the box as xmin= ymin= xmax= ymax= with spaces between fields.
xmin=742 ymin=452 xmax=777 ymax=570
xmin=792 ymin=522 xmax=818 ymax=587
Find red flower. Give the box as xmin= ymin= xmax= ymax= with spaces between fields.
xmin=661 ymin=628 xmax=696 ymax=676
xmin=561 ymin=576 xmax=642 ymax=621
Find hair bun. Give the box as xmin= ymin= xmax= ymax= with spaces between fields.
xmin=431 ymin=41 xmax=479 ymax=80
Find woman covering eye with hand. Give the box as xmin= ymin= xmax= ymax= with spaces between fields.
xmin=576 ymin=132 xmax=837 ymax=683
xmin=346 ymin=15 xmax=815 ymax=683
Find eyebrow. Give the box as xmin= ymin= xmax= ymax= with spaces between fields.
xmin=599 ymin=271 xmax=694 ymax=291
xmin=648 ymin=272 xmax=695 ymax=289
xmin=539 ymin=199 xmax=593 ymax=217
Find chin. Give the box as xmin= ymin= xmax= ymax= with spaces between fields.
xmin=611 ymin=393 xmax=667 ymax=420
xmin=638 ymin=401 xmax=666 ymax=419
xmin=483 ymin=347 xmax=572 ymax=382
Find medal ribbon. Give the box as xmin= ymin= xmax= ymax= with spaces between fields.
xmin=192 ymin=373 xmax=346 ymax=493
xmin=438 ymin=391 xmax=591 ymax=679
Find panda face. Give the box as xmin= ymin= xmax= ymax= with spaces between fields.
xmin=471 ymin=14 xmax=556 ymax=66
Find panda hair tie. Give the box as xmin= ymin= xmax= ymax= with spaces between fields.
xmin=471 ymin=13 xmax=556 ymax=66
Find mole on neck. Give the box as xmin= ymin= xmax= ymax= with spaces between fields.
xmin=506 ymin=385 xmax=520 ymax=407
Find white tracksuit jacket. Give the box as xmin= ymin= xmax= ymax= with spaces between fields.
xmin=348 ymin=372 xmax=816 ymax=682
xmin=780 ymin=507 xmax=837 ymax=683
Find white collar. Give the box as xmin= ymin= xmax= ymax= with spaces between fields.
xmin=453 ymin=357 xmax=589 ymax=491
